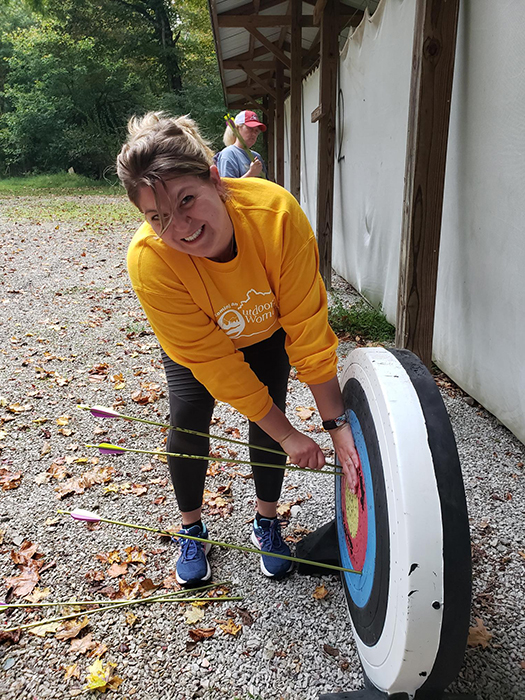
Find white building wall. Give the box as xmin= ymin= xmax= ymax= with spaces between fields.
xmin=295 ymin=0 xmax=525 ymax=444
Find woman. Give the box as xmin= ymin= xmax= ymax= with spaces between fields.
xmin=116 ymin=112 xmax=358 ymax=586
xmin=215 ymin=110 xmax=268 ymax=179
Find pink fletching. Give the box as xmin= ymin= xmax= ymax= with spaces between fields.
xmin=70 ymin=508 xmax=101 ymax=523
xmin=90 ymin=406 xmax=120 ymax=419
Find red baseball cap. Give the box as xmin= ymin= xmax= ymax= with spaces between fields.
xmin=234 ymin=110 xmax=266 ymax=132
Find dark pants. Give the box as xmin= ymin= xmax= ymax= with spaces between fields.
xmin=161 ymin=328 xmax=290 ymax=513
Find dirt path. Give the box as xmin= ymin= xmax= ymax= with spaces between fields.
xmin=0 ymin=195 xmax=523 ymax=699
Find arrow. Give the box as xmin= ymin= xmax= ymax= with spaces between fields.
xmin=59 ymin=509 xmax=361 ymax=576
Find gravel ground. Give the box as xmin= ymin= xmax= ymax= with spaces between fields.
xmin=0 ymin=195 xmax=524 ymax=700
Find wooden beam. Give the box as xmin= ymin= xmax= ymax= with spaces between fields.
xmin=275 ymin=60 xmax=285 ymax=186
xmin=228 ymin=100 xmax=268 ymax=116
xmin=310 ymin=105 xmax=322 ymax=123
xmin=227 ymin=85 xmax=266 ymax=98
xmin=220 ymin=0 xmax=285 ymax=16
xmin=313 ymin=0 xmax=327 ymax=26
xmin=315 ymin=0 xmax=338 ymax=289
xmin=223 ymin=60 xmax=275 ymax=69
xmin=218 ymin=14 xmax=315 ymax=28
xmin=395 ymin=0 xmax=460 ymax=368
xmin=290 ymin=0 xmax=302 ymax=201
xmin=247 ymin=27 xmax=291 ymax=68
xmin=264 ymin=94 xmax=276 ymax=181
xmin=242 ymin=66 xmax=277 ymax=98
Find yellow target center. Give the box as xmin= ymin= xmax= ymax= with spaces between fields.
xmin=345 ymin=484 xmax=359 ymax=537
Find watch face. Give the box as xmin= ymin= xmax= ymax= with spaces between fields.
xmin=335 ymin=414 xmax=347 ymax=427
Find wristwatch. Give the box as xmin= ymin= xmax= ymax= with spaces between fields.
xmin=322 ymin=413 xmax=348 ymax=431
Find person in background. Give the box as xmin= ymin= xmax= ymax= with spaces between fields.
xmin=116 ymin=112 xmax=358 ymax=587
xmin=216 ymin=110 xmax=268 ymax=179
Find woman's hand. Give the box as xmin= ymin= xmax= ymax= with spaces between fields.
xmin=245 ymin=157 xmax=263 ymax=178
xmin=279 ymin=427 xmax=326 ymax=470
xmin=329 ymin=423 xmax=359 ymax=494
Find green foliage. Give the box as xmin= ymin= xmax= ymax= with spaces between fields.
xmin=328 ymin=293 xmax=395 ymax=344
xmin=0 ymin=0 xmax=225 ymax=176
xmin=0 ymin=21 xmax=152 ymax=177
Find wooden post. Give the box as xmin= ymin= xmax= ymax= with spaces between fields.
xmin=290 ymin=0 xmax=302 ymax=201
xmin=275 ymin=59 xmax=285 ymax=187
xmin=315 ymin=0 xmax=338 ymax=289
xmin=396 ymin=0 xmax=460 ymax=367
xmin=264 ymin=94 xmax=276 ymax=181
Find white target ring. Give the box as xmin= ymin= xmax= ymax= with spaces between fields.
xmin=335 ymin=347 xmax=471 ymax=698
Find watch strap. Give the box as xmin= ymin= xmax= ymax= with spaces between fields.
xmin=322 ymin=413 xmax=347 ymax=431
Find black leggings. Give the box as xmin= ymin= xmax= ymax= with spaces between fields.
xmin=161 ymin=328 xmax=290 ymax=513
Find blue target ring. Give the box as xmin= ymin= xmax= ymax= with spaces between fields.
xmin=329 ymin=348 xmax=471 ymax=698
xmin=336 ymin=411 xmax=376 ymax=607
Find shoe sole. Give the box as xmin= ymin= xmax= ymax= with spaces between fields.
xmin=250 ymin=531 xmax=294 ymax=578
xmin=176 ymin=542 xmax=212 ymax=585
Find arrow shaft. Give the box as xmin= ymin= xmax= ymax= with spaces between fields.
xmin=60 ymin=511 xmax=360 ymax=575
xmin=89 ymin=444 xmax=340 ymax=477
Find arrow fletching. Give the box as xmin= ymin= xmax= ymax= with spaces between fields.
xmin=69 ymin=508 xmax=101 ymax=523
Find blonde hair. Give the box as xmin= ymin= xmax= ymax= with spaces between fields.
xmin=116 ymin=112 xmax=215 ymax=208
xmin=223 ymin=123 xmax=236 ymax=147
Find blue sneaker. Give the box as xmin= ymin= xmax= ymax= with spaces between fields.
xmin=175 ymin=524 xmax=212 ymax=585
xmin=251 ymin=516 xmax=294 ymax=578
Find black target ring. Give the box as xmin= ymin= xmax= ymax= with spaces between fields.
xmin=334 ymin=348 xmax=471 ymax=697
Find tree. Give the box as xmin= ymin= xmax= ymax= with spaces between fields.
xmin=0 ymin=0 xmax=226 ymax=175
xmin=23 ymin=0 xmax=183 ymax=92
xmin=0 ymin=21 xmax=151 ymax=176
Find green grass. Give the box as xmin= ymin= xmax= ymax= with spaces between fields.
xmin=328 ymin=293 xmax=395 ymax=344
xmin=0 ymin=196 xmax=141 ymax=228
xmin=0 ymin=172 xmax=122 ymax=196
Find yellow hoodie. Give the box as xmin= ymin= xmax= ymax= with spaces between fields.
xmin=127 ymin=177 xmax=338 ymax=422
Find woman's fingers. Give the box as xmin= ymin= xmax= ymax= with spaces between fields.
xmin=280 ymin=430 xmax=325 ymax=470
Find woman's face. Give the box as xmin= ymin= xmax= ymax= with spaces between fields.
xmin=137 ymin=166 xmax=233 ymax=259
xmin=238 ymin=124 xmax=261 ymax=149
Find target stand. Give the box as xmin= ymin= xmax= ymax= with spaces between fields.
xmin=296 ymin=348 xmax=474 ymax=700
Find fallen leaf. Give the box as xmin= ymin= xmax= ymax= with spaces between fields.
xmin=184 ymin=607 xmax=205 ymax=625
xmin=235 ymin=607 xmax=254 ymax=626
xmin=28 ymin=620 xmax=62 ymax=637
xmin=84 ymin=658 xmax=123 ymax=692
xmin=312 ymin=584 xmax=329 ymax=600
xmin=125 ymin=612 xmax=138 ymax=627
xmin=25 ymin=587 xmax=51 ymax=603
xmin=296 ymin=406 xmax=315 ymax=421
xmin=0 ymin=469 xmax=22 ymax=491
xmin=162 ymin=572 xmax=180 ymax=589
xmin=219 ymin=619 xmax=242 ymax=636
xmin=63 ymin=662 xmax=81 ymax=680
xmin=276 ymin=502 xmax=292 ymax=518
xmin=5 ymin=568 xmax=39 ymax=598
xmin=468 ymin=617 xmax=492 ymax=649
xmin=189 ymin=627 xmax=215 ymax=642
xmin=0 ymin=629 xmax=21 ymax=645
xmin=70 ymin=633 xmax=96 ymax=655
xmin=56 ymin=616 xmax=90 ymax=640
xmin=323 ymin=643 xmax=339 ymax=657
xmin=107 ymin=563 xmax=128 ymax=578
xmin=85 ymin=569 xmax=105 ymax=582
xmin=95 ymin=550 xmax=121 ymax=565
xmin=56 ymin=415 xmax=70 ymax=426
xmin=89 ymin=642 xmax=108 ymax=658
xmin=116 ymin=579 xmax=141 ymax=600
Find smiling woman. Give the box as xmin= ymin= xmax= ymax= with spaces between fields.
xmin=116 ymin=111 xmax=359 ymax=587
xmin=137 ymin=172 xmax=234 ymax=262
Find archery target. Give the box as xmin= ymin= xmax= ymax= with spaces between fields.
xmin=335 ymin=348 xmax=471 ymax=697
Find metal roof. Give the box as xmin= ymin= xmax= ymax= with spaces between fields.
xmin=208 ymin=0 xmax=380 ymax=112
